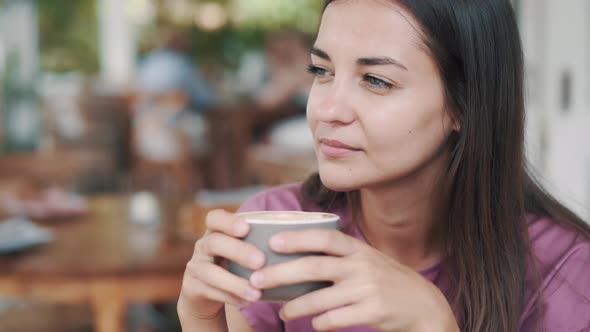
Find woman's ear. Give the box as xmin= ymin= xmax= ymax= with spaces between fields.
xmin=451 ymin=116 xmax=461 ymax=132
xmin=444 ymin=106 xmax=461 ymax=132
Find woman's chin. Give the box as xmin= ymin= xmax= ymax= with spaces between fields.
xmin=318 ymin=171 xmax=362 ymax=192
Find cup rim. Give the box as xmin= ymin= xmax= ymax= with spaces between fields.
xmin=236 ymin=211 xmax=339 ymax=225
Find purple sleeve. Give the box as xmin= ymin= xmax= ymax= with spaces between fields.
xmin=240 ymin=301 xmax=284 ymax=332
xmin=237 ymin=190 xmax=269 ymax=214
xmin=520 ymin=239 xmax=590 ymax=331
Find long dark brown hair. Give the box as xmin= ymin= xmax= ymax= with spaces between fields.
xmin=303 ymin=1 xmax=590 ymax=331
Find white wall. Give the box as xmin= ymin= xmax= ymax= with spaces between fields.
xmin=521 ymin=0 xmax=590 ymax=221
xmin=97 ymin=0 xmax=137 ymax=90
xmin=0 ymin=0 xmax=41 ymax=148
xmin=0 ymin=0 xmax=39 ymax=84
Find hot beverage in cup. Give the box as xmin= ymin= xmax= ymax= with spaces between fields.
xmin=228 ymin=211 xmax=340 ymax=301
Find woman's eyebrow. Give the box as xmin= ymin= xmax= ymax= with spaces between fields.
xmin=310 ymin=46 xmax=331 ymax=61
xmin=311 ymin=46 xmax=408 ymax=71
xmin=357 ymin=56 xmax=408 ymax=71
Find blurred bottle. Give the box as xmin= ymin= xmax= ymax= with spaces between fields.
xmin=128 ymin=191 xmax=161 ymax=228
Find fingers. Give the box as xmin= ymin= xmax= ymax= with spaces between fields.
xmin=180 ymin=269 xmax=249 ymax=310
xmin=269 ymin=229 xmax=358 ymax=257
xmin=249 ymin=256 xmax=344 ymax=289
xmin=197 ymin=232 xmax=265 ymax=270
xmin=188 ymin=225 xmax=266 ymax=303
xmin=281 ymin=284 xmax=366 ymax=321
xmin=201 ymin=287 xmax=246 ymax=308
xmin=188 ymin=261 xmax=262 ymax=303
xmin=205 ymin=209 xmax=250 ymax=238
xmin=311 ymin=302 xmax=375 ymax=331
xmin=179 ymin=209 xmax=264 ymax=315
xmin=248 ymin=230 xmax=359 ymax=290
xmin=280 ymin=283 xmax=367 ymax=321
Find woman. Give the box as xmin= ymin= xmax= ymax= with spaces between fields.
xmin=177 ymin=1 xmax=590 ymax=331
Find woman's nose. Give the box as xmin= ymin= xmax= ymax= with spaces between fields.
xmin=312 ymin=82 xmax=357 ymax=125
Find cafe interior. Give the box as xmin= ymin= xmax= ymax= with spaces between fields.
xmin=0 ymin=0 xmax=320 ymax=331
xmin=1 ymin=0 xmax=590 ymax=331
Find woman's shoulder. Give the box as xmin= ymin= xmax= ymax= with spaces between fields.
xmin=521 ymin=215 xmax=590 ymax=331
xmin=527 ymin=214 xmax=590 ymax=266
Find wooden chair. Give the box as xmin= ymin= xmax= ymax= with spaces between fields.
xmin=0 ymin=302 xmax=91 ymax=332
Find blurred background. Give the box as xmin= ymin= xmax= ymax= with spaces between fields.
xmin=0 ymin=0 xmax=588 ymax=331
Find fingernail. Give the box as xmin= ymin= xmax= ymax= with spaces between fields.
xmin=269 ymin=235 xmax=285 ymax=250
xmin=250 ymin=272 xmax=264 ymax=288
xmin=245 ymin=287 xmax=261 ymax=301
xmin=248 ymin=253 xmax=264 ymax=268
xmin=234 ymin=221 xmax=249 ymax=235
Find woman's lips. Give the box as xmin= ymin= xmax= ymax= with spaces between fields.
xmin=319 ymin=138 xmax=362 ymax=158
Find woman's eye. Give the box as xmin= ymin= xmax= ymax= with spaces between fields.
xmin=363 ymin=75 xmax=394 ymax=90
xmin=307 ymin=64 xmax=332 ymax=78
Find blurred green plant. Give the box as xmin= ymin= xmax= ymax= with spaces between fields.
xmin=0 ymin=0 xmax=322 ymax=73
xmin=231 ymin=0 xmax=322 ymax=33
xmin=138 ymin=0 xmax=322 ymax=70
xmin=37 ymin=0 xmax=99 ymax=73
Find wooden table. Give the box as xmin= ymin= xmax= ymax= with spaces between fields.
xmin=0 ymin=195 xmax=195 ymax=332
xmin=0 ymin=150 xmax=115 ymax=188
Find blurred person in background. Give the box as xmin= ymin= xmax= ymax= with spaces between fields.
xmin=137 ymin=26 xmax=215 ymax=112
xmin=254 ymin=30 xmax=313 ymax=114
xmin=249 ymin=30 xmax=316 ymax=152
xmin=131 ymin=27 xmax=216 ymax=194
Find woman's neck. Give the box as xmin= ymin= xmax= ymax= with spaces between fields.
xmin=358 ymin=151 xmax=448 ymax=271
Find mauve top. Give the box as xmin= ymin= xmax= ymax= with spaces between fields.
xmin=238 ymin=183 xmax=590 ymax=332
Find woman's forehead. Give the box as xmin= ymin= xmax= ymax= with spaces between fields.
xmin=316 ymin=1 xmax=428 ymax=68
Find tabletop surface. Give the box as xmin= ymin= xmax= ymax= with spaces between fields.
xmin=0 ymin=195 xmax=195 ymax=278
xmin=0 ymin=150 xmax=108 ymax=179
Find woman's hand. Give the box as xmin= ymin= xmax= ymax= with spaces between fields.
xmin=177 ymin=210 xmax=265 ymax=322
xmin=248 ymin=229 xmax=459 ymax=332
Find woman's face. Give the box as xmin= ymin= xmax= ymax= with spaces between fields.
xmin=307 ymin=0 xmax=456 ymax=191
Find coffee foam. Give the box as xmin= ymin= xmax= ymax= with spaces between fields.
xmin=238 ymin=211 xmax=338 ymax=224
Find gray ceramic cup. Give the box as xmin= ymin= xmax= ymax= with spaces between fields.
xmin=228 ymin=211 xmax=340 ymax=302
